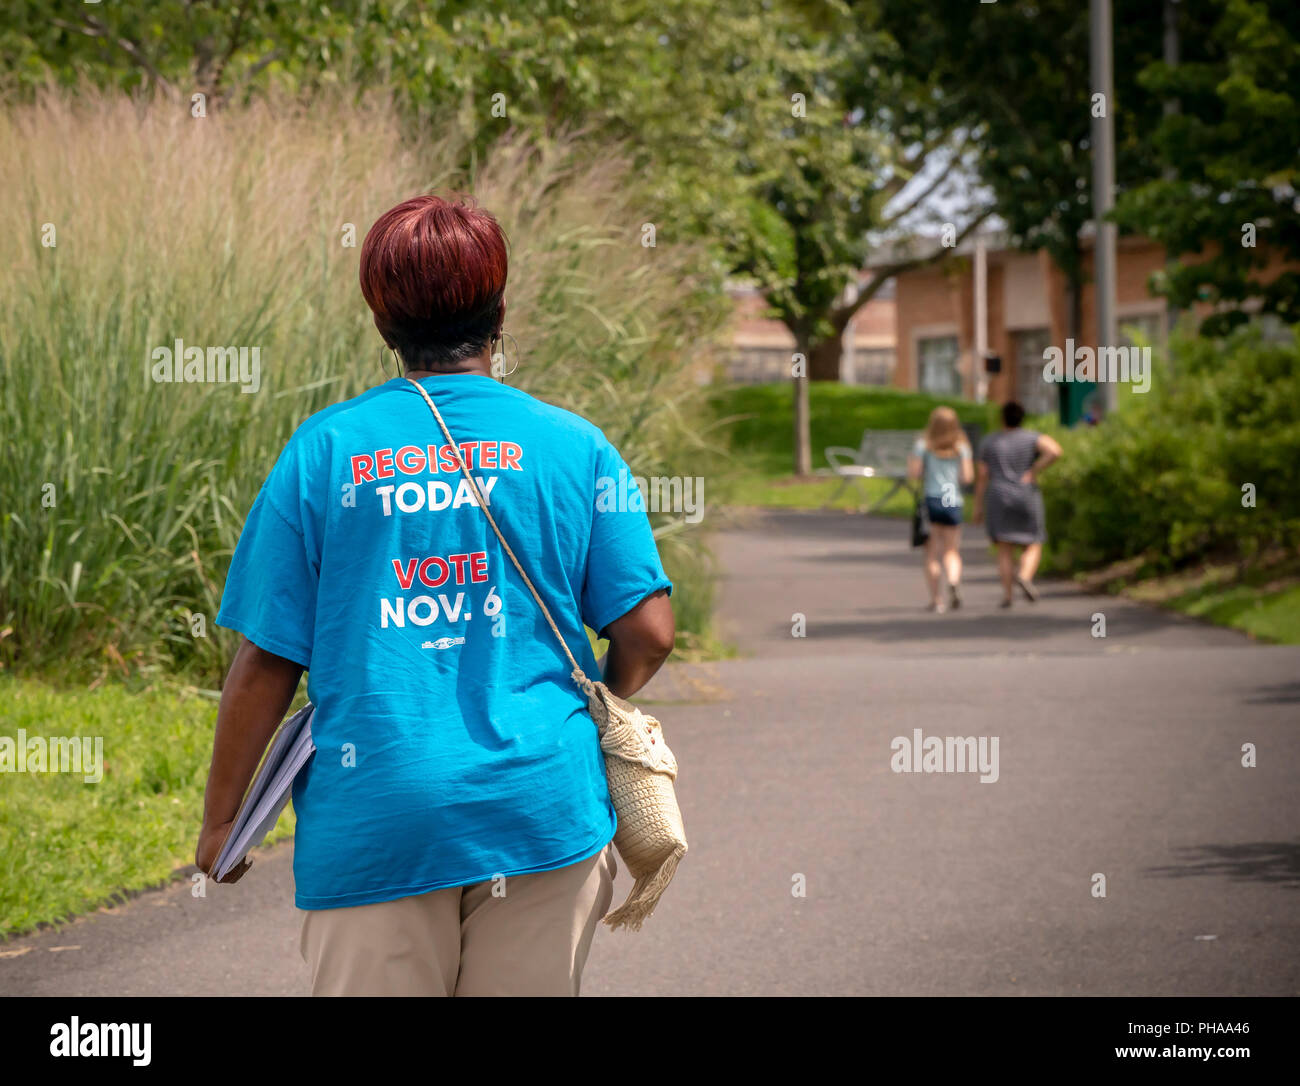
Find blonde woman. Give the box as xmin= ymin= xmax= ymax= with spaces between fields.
xmin=907 ymin=407 xmax=974 ymax=613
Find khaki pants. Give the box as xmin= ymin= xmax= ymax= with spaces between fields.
xmin=299 ymin=846 xmax=616 ymax=996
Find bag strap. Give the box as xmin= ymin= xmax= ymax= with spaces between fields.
xmin=403 ymin=377 xmax=597 ymax=697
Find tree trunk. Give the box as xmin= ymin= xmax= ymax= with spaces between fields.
xmin=808 ymin=333 xmax=844 ymax=382
xmin=793 ymin=346 xmax=812 ymax=477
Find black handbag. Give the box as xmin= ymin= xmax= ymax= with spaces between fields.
xmin=911 ymin=488 xmax=930 ymax=547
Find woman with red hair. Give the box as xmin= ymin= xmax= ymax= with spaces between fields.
xmin=196 ymin=194 xmax=675 ymax=995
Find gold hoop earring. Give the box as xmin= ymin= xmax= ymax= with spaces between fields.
xmin=491 ymin=331 xmax=520 ymax=381
xmin=379 ymin=345 xmax=403 ymax=379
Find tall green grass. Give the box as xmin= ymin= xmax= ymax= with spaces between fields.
xmin=0 ymin=91 xmax=729 ymax=683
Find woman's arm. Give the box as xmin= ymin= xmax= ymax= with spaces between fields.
xmin=1022 ymin=433 xmax=1064 ymax=485
xmin=906 ymin=452 xmax=923 ymax=484
xmin=959 ymin=443 xmax=975 ymax=486
xmin=973 ymin=461 xmax=990 ymax=523
xmin=600 ymin=588 xmax=674 ymax=699
xmin=195 ymin=638 xmax=304 ymax=882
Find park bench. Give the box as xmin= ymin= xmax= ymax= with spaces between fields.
xmin=823 ymin=423 xmax=985 ymax=511
xmin=821 ymin=429 xmax=916 ymax=511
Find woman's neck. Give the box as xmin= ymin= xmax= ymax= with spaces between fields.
xmin=402 ymin=348 xmax=493 ymax=381
xmin=404 ymin=364 xmax=492 ymax=379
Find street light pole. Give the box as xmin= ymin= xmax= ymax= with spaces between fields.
xmin=974 ymin=238 xmax=988 ymax=403
xmin=1090 ymin=0 xmax=1119 ymax=413
xmin=1163 ymin=0 xmax=1182 ymax=353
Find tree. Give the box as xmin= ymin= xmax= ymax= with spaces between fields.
xmin=670 ymin=3 xmax=992 ymax=473
xmin=880 ymin=0 xmax=1168 ymax=348
xmin=3 ymin=0 xmax=331 ymax=104
xmin=1114 ymin=0 xmax=1300 ymax=332
xmin=4 ymin=1 xmax=991 ymax=475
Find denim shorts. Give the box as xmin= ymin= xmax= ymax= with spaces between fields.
xmin=925 ymin=496 xmax=963 ymax=527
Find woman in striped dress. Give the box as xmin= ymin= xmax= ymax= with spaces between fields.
xmin=973 ymin=401 xmax=1063 ymax=608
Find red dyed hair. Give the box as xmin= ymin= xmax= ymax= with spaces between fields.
xmin=359 ymin=194 xmax=508 ymax=368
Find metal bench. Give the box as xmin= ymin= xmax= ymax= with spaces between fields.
xmin=822 ymin=429 xmax=916 ymax=511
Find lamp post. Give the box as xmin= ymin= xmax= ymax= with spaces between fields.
xmin=1090 ymin=0 xmax=1119 ymax=413
xmin=974 ymin=238 xmax=989 ymax=403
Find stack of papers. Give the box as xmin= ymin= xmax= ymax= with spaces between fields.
xmin=212 ymin=704 xmax=315 ymax=880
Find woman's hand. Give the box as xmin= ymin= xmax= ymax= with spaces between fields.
xmin=1027 ymin=434 xmax=1063 ymax=483
xmin=601 ymin=589 xmax=674 ymax=699
xmin=196 ymin=638 xmax=303 ymax=887
xmin=195 ymin=818 xmax=253 ymax=884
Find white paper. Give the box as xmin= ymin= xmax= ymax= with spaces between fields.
xmin=212 ymin=704 xmax=315 ymax=880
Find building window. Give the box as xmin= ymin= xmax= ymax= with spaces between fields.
xmin=1249 ymin=312 xmax=1294 ymax=343
xmin=917 ymin=335 xmax=961 ymax=395
xmin=1119 ymin=311 xmax=1166 ymax=348
xmin=725 ymin=347 xmax=794 ymax=383
xmin=845 ymin=348 xmax=896 ymax=386
xmin=1012 ymin=328 xmax=1055 ymax=415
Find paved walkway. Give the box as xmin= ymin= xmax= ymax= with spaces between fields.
xmin=4 ymin=510 xmax=1297 ymax=995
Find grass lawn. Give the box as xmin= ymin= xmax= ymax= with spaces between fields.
xmin=0 ymin=677 xmax=299 ymax=938
xmin=0 ymin=626 xmax=628 ymax=937
xmin=710 ymin=382 xmax=994 ymax=513
xmin=1171 ymin=582 xmax=1300 ymax=643
xmin=1119 ymin=557 xmax=1300 ymax=645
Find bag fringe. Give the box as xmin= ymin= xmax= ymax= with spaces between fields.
xmin=603 ymin=843 xmax=686 ymax=931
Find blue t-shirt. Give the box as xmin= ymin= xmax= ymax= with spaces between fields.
xmin=216 ymin=374 xmax=672 ymax=909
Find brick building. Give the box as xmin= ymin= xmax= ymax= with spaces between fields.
xmin=887 ymin=231 xmax=1174 ymax=412
xmin=726 ymin=232 xmax=1290 ymax=407
xmin=725 ymin=274 xmax=897 ymax=385
xmin=886 ymin=230 xmax=1294 ymax=412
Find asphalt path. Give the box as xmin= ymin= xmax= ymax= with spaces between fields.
xmin=4 ymin=510 xmax=1297 ymax=996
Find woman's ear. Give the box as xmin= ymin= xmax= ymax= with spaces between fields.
xmin=496 ymin=299 xmax=507 ymax=335
xmin=373 ymin=316 xmax=398 ymax=353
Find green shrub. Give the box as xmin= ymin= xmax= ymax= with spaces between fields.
xmin=1043 ymin=326 xmax=1300 ymax=572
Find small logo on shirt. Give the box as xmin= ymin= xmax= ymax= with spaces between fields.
xmin=422 ymin=637 xmax=466 ymax=651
